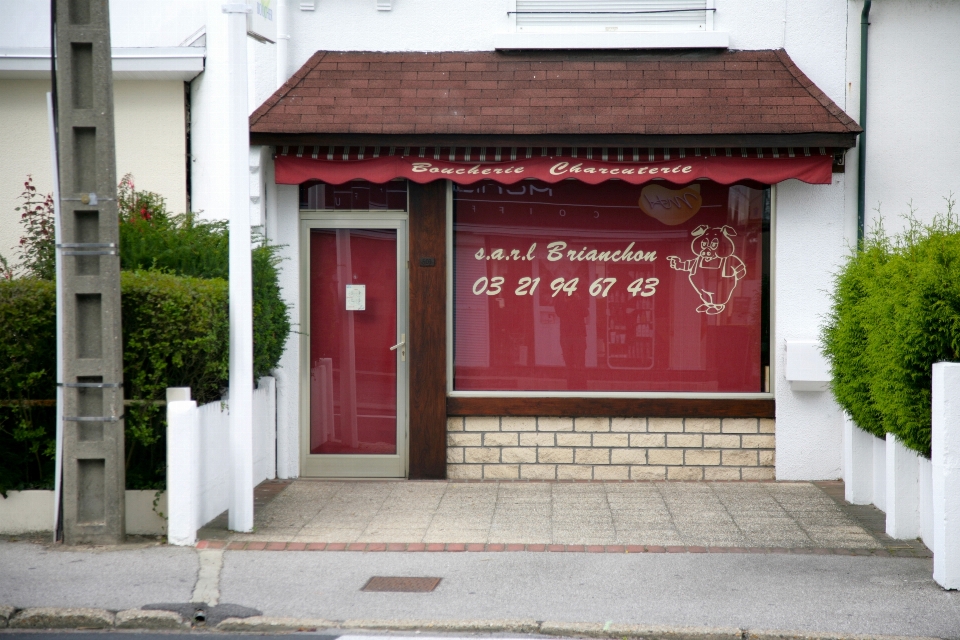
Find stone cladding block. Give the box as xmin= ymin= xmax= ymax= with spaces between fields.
xmin=575 ymin=417 xmax=610 ymax=432
xmin=484 ymin=464 xmax=519 ymax=479
xmin=446 ymin=416 xmax=777 ymax=482
xmin=667 ymin=434 xmax=703 ymax=448
xmin=611 ymin=448 xmax=647 ymax=465
xmin=539 ymin=447 xmax=574 ymax=464
xmin=648 ymin=418 xmax=684 ymax=432
xmin=705 ymin=434 xmax=741 ymax=449
xmin=575 ymin=448 xmax=610 ymax=464
xmin=722 ymin=450 xmax=758 ymax=466
xmin=556 ymin=433 xmax=592 ymax=447
xmin=447 ymin=464 xmax=482 ymax=479
xmin=465 ymin=416 xmax=500 ymax=431
xmin=521 ymin=464 xmax=557 ymax=479
xmin=685 ymin=449 xmax=721 ymax=466
xmin=668 ymin=466 xmax=704 ymax=480
xmin=557 ymin=464 xmax=593 ymax=480
xmin=484 ymin=432 xmax=519 ymax=447
xmin=648 ymin=448 xmax=684 ymax=466
xmin=742 ymin=435 xmax=775 ymax=449
xmin=612 ymin=417 xmax=647 ymax=432
xmin=594 ymin=465 xmax=630 ymax=480
xmin=520 ymin=432 xmax=555 ymax=447
xmin=631 ymin=465 xmax=666 ymax=480
xmin=721 ymin=418 xmax=759 ymax=433
xmin=465 ymin=447 xmax=501 ymax=464
xmin=538 ymin=417 xmax=574 ymax=431
xmin=705 ymin=467 xmax=741 ymax=481
xmin=501 ymin=447 xmax=537 ymax=464
xmin=630 ymin=433 xmax=665 ymax=447
xmin=742 ymin=467 xmax=775 ymax=480
xmin=592 ymin=433 xmax=629 ymax=448
xmin=684 ymin=418 xmax=721 ymax=433
xmin=502 ymin=416 xmax=537 ymax=431
xmin=448 ymin=432 xmax=482 ymax=447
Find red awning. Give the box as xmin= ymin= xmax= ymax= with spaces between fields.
xmin=274 ymin=146 xmax=833 ymax=187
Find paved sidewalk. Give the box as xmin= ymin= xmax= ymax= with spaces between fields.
xmin=200 ymin=480 xmax=887 ymax=550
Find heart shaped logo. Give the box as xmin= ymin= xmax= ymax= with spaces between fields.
xmin=639 ymin=184 xmax=702 ymax=225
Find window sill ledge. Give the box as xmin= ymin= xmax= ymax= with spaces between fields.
xmin=447 ymin=396 xmax=774 ymax=419
xmin=494 ymin=31 xmax=730 ymax=50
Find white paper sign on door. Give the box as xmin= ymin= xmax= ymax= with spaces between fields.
xmin=345 ymin=284 xmax=366 ymax=311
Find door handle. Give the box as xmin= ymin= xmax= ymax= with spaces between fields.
xmin=389 ymin=334 xmax=406 ymax=361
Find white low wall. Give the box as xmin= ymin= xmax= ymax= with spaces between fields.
xmin=843 ymin=362 xmax=960 ymax=590
xmin=0 ymin=490 xmax=167 ymax=536
xmin=166 ymin=377 xmax=277 ymax=546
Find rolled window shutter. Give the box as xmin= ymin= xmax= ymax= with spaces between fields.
xmin=515 ymin=0 xmax=709 ymax=31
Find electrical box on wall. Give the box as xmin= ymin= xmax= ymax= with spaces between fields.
xmin=785 ymin=340 xmax=831 ymax=392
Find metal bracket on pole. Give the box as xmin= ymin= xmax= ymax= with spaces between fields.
xmin=56 ymin=243 xmax=119 ymax=256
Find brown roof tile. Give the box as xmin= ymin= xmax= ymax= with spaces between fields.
xmin=250 ymin=50 xmax=860 ymax=137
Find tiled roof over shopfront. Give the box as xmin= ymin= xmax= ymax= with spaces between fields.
xmin=250 ymin=50 xmax=861 ymax=137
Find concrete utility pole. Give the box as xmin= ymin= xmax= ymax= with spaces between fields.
xmin=53 ymin=0 xmax=126 ymax=545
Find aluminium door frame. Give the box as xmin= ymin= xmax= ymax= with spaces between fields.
xmin=299 ymin=211 xmax=410 ymax=478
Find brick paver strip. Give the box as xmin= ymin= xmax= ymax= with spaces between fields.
xmin=199 ymin=540 xmax=922 ymax=557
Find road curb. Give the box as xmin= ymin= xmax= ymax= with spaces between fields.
xmin=115 ymin=608 xmax=189 ymax=629
xmin=0 ymin=608 xmax=945 ymax=640
xmin=7 ymin=607 xmax=114 ymax=629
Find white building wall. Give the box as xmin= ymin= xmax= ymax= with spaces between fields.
xmin=0 ymin=79 xmax=187 ymax=269
xmin=774 ymin=177 xmax=850 ymax=480
xmin=860 ymin=0 xmax=960 ymax=234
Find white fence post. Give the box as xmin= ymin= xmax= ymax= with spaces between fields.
xmin=886 ymin=433 xmax=920 ymax=539
xmin=933 ymin=362 xmax=960 ymax=590
xmin=166 ymin=388 xmax=199 ymax=546
xmin=843 ymin=414 xmax=874 ymax=504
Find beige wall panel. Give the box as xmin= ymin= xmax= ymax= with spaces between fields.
xmin=0 ymin=80 xmax=186 ymax=269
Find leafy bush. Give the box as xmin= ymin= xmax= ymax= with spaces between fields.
xmin=116 ymin=177 xmax=289 ymax=380
xmin=0 ymin=279 xmax=57 ymax=493
xmin=822 ymin=201 xmax=960 ymax=456
xmin=1 ymin=175 xmax=291 ymax=493
xmin=0 ymin=274 xmax=230 ymax=493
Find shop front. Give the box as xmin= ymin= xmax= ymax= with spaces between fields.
xmin=251 ymin=50 xmax=860 ymax=481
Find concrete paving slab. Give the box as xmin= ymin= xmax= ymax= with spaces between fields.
xmin=210 ymin=481 xmax=891 ymax=550
xmin=217 ymin=550 xmax=960 ymax=639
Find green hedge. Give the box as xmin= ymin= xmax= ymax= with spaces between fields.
xmin=822 ymin=207 xmax=960 ymax=457
xmin=0 ymin=274 xmax=230 ymax=493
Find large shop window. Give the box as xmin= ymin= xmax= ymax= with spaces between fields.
xmin=453 ymin=179 xmax=770 ymax=394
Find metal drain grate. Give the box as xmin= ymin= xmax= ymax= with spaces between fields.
xmin=361 ymin=576 xmax=442 ymax=592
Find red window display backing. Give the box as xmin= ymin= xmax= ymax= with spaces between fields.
xmin=310 ymin=229 xmax=398 ymax=454
xmin=454 ymin=180 xmax=770 ymax=393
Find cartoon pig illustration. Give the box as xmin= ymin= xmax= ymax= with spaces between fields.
xmin=667 ymin=225 xmax=746 ymax=315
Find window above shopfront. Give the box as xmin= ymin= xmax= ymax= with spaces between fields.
xmin=496 ymin=0 xmax=728 ymax=49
